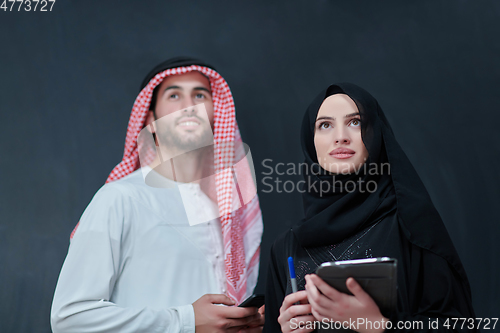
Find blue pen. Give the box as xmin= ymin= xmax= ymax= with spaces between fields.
xmin=288 ymin=257 xmax=298 ymax=293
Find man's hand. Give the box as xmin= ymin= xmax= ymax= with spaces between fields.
xmin=305 ymin=274 xmax=388 ymax=333
xmin=193 ymin=294 xmax=260 ymax=333
xmin=278 ymin=291 xmax=316 ymax=333
xmin=238 ymin=304 xmax=265 ymax=333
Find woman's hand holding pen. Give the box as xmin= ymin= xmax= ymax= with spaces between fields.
xmin=305 ymin=274 xmax=388 ymax=333
xmin=278 ymin=290 xmax=315 ymax=333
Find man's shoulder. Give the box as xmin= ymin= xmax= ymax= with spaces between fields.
xmin=102 ymin=168 xmax=149 ymax=191
xmin=83 ymin=168 xmax=183 ymax=226
xmin=91 ymin=169 xmax=152 ymax=204
xmin=78 ymin=169 xmax=156 ymax=228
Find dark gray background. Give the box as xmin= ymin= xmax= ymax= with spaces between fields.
xmin=1 ymin=1 xmax=499 ymax=332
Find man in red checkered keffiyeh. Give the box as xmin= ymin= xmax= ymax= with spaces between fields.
xmin=51 ymin=57 xmax=264 ymax=333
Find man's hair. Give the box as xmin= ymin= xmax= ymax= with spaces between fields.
xmin=149 ymin=86 xmax=160 ymax=116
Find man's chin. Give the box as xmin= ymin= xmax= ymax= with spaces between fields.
xmin=176 ymin=139 xmax=205 ymax=150
xmin=168 ymin=136 xmax=213 ymax=151
xmin=173 ymin=128 xmax=207 ymax=140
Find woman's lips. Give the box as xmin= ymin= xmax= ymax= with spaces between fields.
xmin=329 ymin=148 xmax=356 ymax=159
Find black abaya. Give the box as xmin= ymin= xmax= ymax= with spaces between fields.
xmin=263 ymin=83 xmax=476 ymax=332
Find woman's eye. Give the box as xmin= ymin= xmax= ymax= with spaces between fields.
xmin=350 ymin=119 xmax=361 ymax=127
xmin=319 ymin=122 xmax=331 ymax=129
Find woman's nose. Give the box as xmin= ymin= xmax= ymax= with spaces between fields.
xmin=334 ymin=128 xmax=350 ymax=144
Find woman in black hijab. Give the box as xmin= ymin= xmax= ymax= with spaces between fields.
xmin=263 ymin=83 xmax=476 ymax=332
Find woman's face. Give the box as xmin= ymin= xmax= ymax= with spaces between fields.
xmin=314 ymin=94 xmax=369 ymax=174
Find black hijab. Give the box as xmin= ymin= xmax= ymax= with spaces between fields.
xmin=291 ymin=82 xmax=471 ymax=289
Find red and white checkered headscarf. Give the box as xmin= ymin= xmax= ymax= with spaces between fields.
xmin=71 ymin=64 xmax=263 ymax=304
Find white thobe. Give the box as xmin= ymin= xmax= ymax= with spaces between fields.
xmin=51 ymin=167 xmax=258 ymax=333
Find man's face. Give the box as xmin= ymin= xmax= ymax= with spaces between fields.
xmin=148 ymin=71 xmax=214 ymax=152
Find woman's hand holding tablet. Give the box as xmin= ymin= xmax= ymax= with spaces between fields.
xmin=305 ymin=274 xmax=388 ymax=333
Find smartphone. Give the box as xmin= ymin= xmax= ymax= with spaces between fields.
xmin=238 ymin=294 xmax=265 ymax=308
